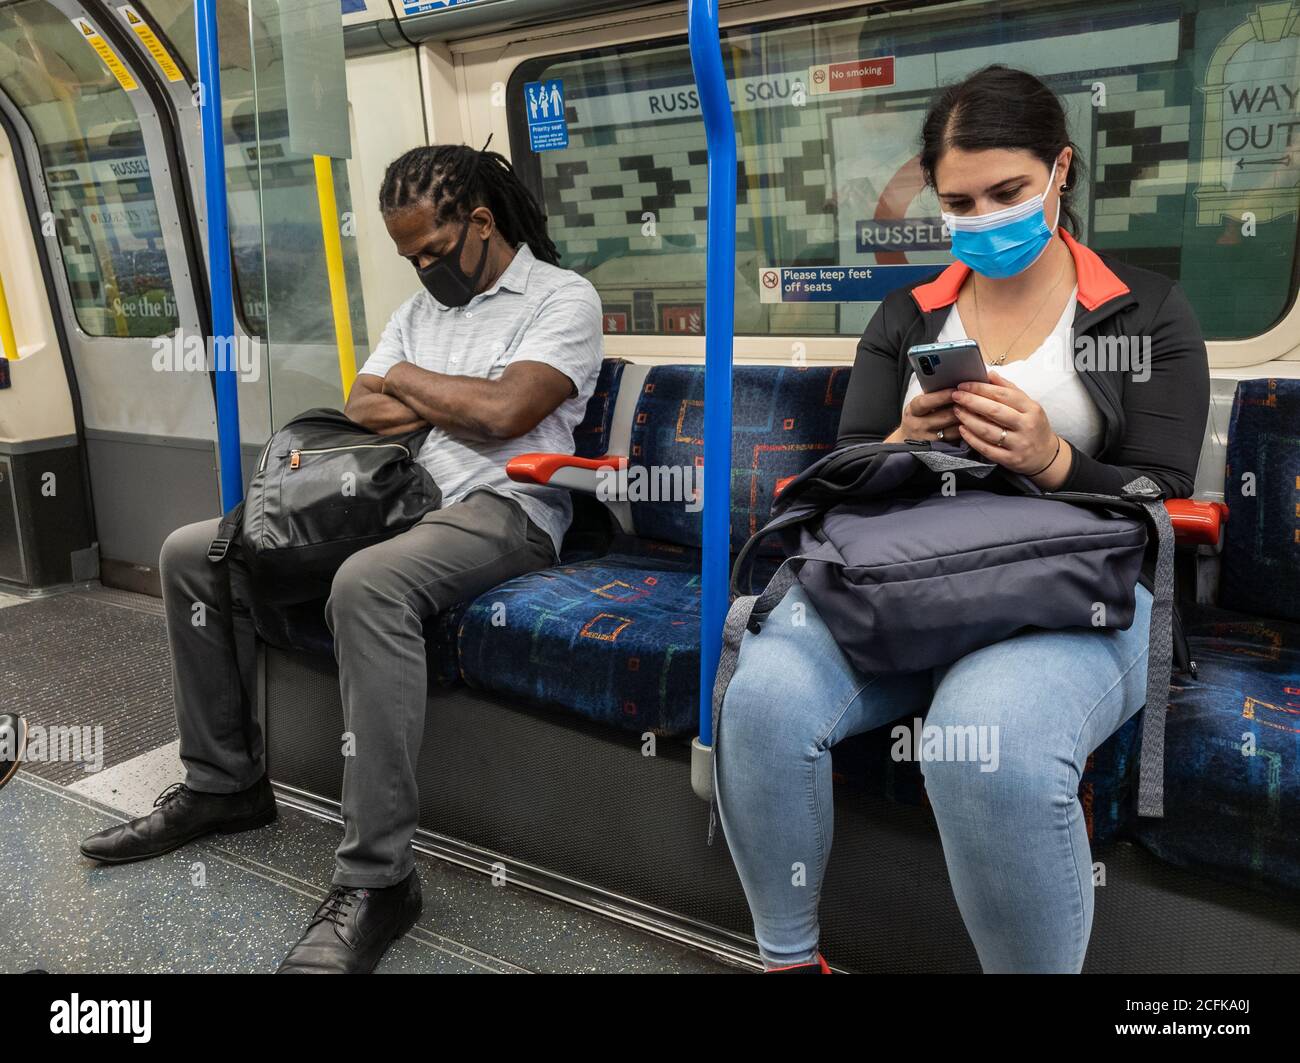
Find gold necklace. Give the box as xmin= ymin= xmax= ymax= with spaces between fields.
xmin=972 ymin=251 xmax=1070 ymax=365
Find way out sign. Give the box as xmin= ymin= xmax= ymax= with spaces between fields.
xmin=525 ymin=79 xmax=569 ymax=152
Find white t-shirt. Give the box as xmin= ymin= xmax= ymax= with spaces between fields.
xmin=903 ymin=286 xmax=1106 ymax=458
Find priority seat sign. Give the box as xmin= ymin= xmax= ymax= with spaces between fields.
xmin=525 ymin=79 xmax=569 ymax=152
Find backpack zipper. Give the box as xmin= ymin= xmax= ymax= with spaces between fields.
xmin=281 ymin=442 xmax=411 ymax=472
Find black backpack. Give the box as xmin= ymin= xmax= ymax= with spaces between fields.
xmin=207 ymin=408 xmax=441 ymax=607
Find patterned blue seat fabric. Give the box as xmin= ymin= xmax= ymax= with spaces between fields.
xmin=1135 ymin=379 xmax=1300 ymax=895
xmin=456 ymin=365 xmax=850 ymax=732
xmin=458 ymin=534 xmax=703 ymax=732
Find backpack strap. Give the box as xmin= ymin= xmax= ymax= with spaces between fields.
xmin=730 ymin=507 xmax=817 ymax=597
xmin=207 ymin=500 xmax=244 ymax=563
xmin=1122 ymin=476 xmax=1175 ymax=819
xmin=204 ymin=506 xmax=258 ymax=762
xmin=707 ymin=559 xmax=803 ymax=843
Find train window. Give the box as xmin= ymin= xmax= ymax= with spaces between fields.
xmin=0 ymin=0 xmax=180 ymax=338
xmin=511 ymin=0 xmax=1300 ymax=342
xmin=138 ymin=0 xmax=370 ymax=367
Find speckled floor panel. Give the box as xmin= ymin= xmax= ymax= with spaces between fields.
xmin=0 ymin=773 xmax=736 ymax=974
xmin=67 ymin=739 xmax=185 ymax=813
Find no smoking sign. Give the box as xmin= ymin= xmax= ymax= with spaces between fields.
xmin=808 ymin=55 xmax=895 ymax=96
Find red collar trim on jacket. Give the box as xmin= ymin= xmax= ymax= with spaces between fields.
xmin=909 ymin=228 xmax=1131 ymax=314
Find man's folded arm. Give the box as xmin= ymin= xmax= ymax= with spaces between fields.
xmin=345 ymin=309 xmax=432 ymax=435
xmin=344 ymin=373 xmax=430 ymax=435
xmin=380 ymin=359 xmax=575 ymax=443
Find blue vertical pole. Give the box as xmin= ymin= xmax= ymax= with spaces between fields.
xmin=196 ymin=0 xmax=243 ymax=509
xmin=688 ymin=0 xmax=735 ymax=756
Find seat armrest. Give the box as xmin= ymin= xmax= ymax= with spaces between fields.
xmin=506 ymin=453 xmax=628 ymax=495
xmin=1166 ymin=499 xmax=1228 ymax=548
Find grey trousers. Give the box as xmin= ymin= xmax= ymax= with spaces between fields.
xmin=159 ymin=489 xmax=555 ymax=886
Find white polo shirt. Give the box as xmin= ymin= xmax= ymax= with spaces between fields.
xmin=357 ymin=243 xmax=605 ymax=556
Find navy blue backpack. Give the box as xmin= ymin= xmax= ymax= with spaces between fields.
xmin=713 ymin=440 xmax=1177 ymax=819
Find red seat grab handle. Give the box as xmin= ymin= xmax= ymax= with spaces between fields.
xmin=506 ymin=453 xmax=628 ymax=486
xmin=1165 ymin=499 xmax=1228 ymax=546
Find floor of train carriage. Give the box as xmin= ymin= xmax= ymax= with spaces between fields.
xmin=0 ymin=586 xmax=733 ymax=974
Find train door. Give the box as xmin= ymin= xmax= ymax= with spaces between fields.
xmin=0 ymin=0 xmax=221 ymax=591
xmin=105 ymin=0 xmax=273 ymax=472
xmin=130 ymin=0 xmax=370 ymax=432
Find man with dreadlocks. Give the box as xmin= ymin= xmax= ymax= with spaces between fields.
xmin=77 ymin=143 xmax=604 ymax=974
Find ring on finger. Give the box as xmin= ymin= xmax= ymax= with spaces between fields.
xmin=998 ymin=427 xmax=1008 ymax=445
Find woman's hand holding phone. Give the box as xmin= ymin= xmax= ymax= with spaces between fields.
xmin=887 ymin=370 xmax=1071 ymax=488
xmin=885 ymin=387 xmax=960 ymax=443
xmin=951 ymin=369 xmax=1070 ymax=487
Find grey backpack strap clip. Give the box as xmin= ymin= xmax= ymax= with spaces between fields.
xmin=911 ymin=450 xmax=999 ymax=477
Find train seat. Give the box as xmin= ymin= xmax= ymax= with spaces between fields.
xmin=457 ymin=364 xmax=850 ymax=733
xmin=456 ymin=532 xmax=706 ymax=732
xmin=263 ymin=361 xmax=1279 ymax=858
xmin=1137 ymin=378 xmax=1300 ymax=896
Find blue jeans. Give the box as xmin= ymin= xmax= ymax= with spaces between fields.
xmin=715 ymin=580 xmax=1153 ymax=973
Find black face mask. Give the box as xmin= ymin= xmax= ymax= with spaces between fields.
xmin=417 ymin=219 xmax=490 ymax=309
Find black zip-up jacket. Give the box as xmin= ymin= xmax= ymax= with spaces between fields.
xmin=836 ymin=230 xmax=1211 ymax=499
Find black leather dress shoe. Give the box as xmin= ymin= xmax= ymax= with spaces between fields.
xmin=276 ymin=870 xmax=423 ymax=974
xmin=79 ymin=776 xmax=277 ymax=864
xmin=0 ymin=715 xmax=27 ymax=792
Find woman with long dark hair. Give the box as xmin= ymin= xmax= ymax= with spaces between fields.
xmin=715 ymin=66 xmax=1209 ymax=973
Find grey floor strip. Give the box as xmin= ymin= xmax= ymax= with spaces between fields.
xmin=0 ymin=592 xmax=175 ymax=784
xmin=209 ymin=793 xmax=733 ymax=974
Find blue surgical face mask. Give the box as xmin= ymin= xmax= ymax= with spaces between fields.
xmin=940 ymin=162 xmax=1060 ymax=279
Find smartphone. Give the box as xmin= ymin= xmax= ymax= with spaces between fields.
xmin=906 ymin=340 xmax=989 ymax=393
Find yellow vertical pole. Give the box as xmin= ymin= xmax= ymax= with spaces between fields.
xmin=313 ymin=154 xmax=357 ymax=400
xmin=0 ymin=268 xmax=18 ymax=361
